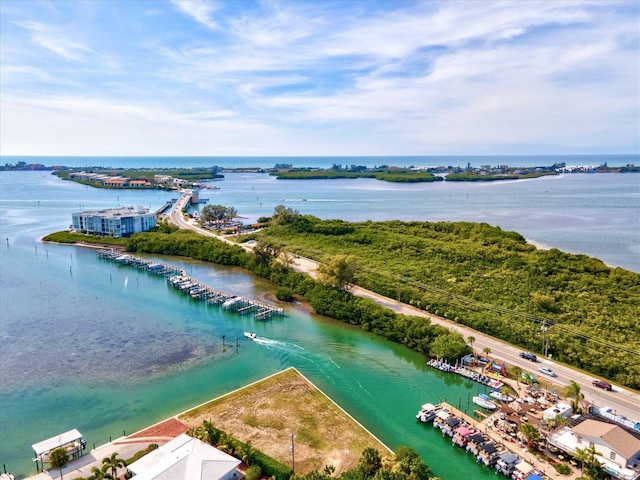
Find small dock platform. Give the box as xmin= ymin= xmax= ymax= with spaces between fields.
xmin=97 ymin=250 xmax=284 ymax=320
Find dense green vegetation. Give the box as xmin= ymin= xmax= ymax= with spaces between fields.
xmin=445 ymin=172 xmax=554 ymax=181
xmin=292 ymin=446 xmax=436 ymax=480
xmin=252 ymin=214 xmax=640 ymax=389
xmin=43 ymin=231 xmax=128 ymax=247
xmin=274 ymin=169 xmax=442 ymax=183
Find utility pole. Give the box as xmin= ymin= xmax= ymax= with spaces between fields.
xmin=542 ymin=320 xmax=549 ymax=357
xmin=290 ymin=433 xmax=295 ymax=473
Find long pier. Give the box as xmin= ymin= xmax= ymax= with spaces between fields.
xmin=96 ymin=250 xmax=284 ymax=320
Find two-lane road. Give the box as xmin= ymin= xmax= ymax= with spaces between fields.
xmin=168 ymin=194 xmax=640 ymax=422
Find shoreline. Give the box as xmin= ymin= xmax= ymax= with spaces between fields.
xmin=22 ymin=368 xmax=392 ymax=480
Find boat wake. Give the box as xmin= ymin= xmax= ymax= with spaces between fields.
xmin=251 ymin=337 xmax=308 ymax=357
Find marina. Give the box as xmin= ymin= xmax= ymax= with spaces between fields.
xmin=96 ymin=250 xmax=284 ymax=320
xmin=418 ymin=401 xmax=548 ymax=479
xmin=427 ymin=358 xmax=504 ymax=390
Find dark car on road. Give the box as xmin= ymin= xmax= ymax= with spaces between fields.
xmin=592 ymin=380 xmax=613 ymax=391
xmin=519 ymin=352 xmax=537 ymax=362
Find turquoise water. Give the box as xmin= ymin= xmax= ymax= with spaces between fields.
xmin=1 ymin=166 xmax=638 ymax=478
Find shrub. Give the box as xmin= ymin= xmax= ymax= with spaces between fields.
xmin=553 ymin=462 xmax=571 ymax=475
xmin=275 ymin=286 xmax=294 ymax=302
xmin=245 ymin=465 xmax=262 ymax=480
xmin=253 ymin=450 xmax=292 ymax=480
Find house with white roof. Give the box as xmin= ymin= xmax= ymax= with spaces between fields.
xmin=127 ymin=433 xmax=243 ymax=480
xmin=548 ymin=418 xmax=640 ymax=480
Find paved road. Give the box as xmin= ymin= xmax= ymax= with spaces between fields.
xmin=168 ymin=194 xmax=640 ymax=422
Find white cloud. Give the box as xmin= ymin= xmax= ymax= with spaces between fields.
xmin=171 ymin=0 xmax=221 ymax=30
xmin=17 ymin=20 xmax=95 ymax=61
xmin=0 ymin=0 xmax=638 ymax=155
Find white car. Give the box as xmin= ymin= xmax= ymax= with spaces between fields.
xmin=539 ymin=366 xmax=557 ymax=377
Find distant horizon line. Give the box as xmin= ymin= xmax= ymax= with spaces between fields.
xmin=2 ymin=153 xmax=638 ymax=158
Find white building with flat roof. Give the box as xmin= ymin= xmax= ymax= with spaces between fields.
xmin=72 ymin=206 xmax=156 ymax=238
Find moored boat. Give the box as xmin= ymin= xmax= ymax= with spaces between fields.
xmin=489 ymin=390 xmax=515 ymax=403
xmin=416 ymin=403 xmax=441 ymax=423
xmin=473 ymin=393 xmax=498 ymax=410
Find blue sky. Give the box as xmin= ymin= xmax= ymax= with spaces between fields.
xmin=1 ymin=0 xmax=638 ymax=156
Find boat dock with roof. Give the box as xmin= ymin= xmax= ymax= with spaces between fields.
xmin=96 ymin=250 xmax=284 ymax=320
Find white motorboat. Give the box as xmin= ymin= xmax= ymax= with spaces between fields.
xmin=473 ymin=394 xmax=498 ymax=410
xmin=243 ymin=332 xmax=257 ymax=340
xmin=223 ymin=296 xmax=242 ymax=309
xmin=489 ymin=390 xmax=515 ymax=403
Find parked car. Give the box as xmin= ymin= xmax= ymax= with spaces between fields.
xmin=519 ymin=352 xmax=537 ymax=362
xmin=592 ymin=380 xmax=612 ymax=391
xmin=539 ymin=366 xmax=557 ymax=377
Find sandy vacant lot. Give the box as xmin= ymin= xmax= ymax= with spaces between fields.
xmin=179 ymin=368 xmax=392 ymax=474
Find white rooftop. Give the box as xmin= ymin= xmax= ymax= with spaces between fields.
xmin=32 ymin=429 xmax=83 ymax=456
xmin=128 ymin=434 xmax=241 ymax=480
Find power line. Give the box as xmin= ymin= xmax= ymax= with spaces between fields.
xmin=360 ymin=265 xmax=640 ymax=358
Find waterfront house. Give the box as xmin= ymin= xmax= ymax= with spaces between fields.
xmin=547 ymin=418 xmax=640 ymax=480
xmin=466 ymin=432 xmax=487 ymax=455
xmin=511 ymin=460 xmax=541 ymax=480
xmin=130 ymin=180 xmax=152 ymax=187
xmin=477 ymin=441 xmax=500 ymax=466
xmin=452 ymin=426 xmax=473 ymax=447
xmin=495 ymin=451 xmax=519 ymax=476
xmin=433 ymin=409 xmax=450 ymax=431
xmin=127 ymin=433 xmax=242 ymax=480
xmin=72 ymin=206 xmax=156 ymax=237
xmin=103 ymin=177 xmax=127 ymax=187
xmin=441 ymin=416 xmax=462 ymax=437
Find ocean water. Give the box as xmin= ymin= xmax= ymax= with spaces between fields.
xmin=0 ymin=164 xmax=638 ymax=479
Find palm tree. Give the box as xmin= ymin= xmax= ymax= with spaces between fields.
xmin=238 ymin=441 xmax=256 ymax=466
xmin=518 ymin=422 xmax=540 ymax=450
xmin=513 ymin=365 xmax=522 ymax=386
xmin=203 ymin=419 xmax=222 ymax=446
xmin=552 ymin=414 xmax=571 ymax=429
xmin=102 ymin=452 xmax=125 ymax=480
xmin=573 ymin=447 xmax=590 ymax=474
xmin=89 ymin=465 xmax=114 ymax=480
xmin=564 ymin=380 xmax=585 ymax=414
xmin=467 ymin=336 xmax=475 ymax=351
xmin=482 ymin=347 xmax=491 ymax=372
xmin=217 ymin=432 xmax=236 ymax=455
xmin=582 ymin=445 xmax=605 ymax=480
xmin=48 ymin=447 xmax=69 ymax=480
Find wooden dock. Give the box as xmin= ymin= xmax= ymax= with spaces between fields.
xmin=97 ymin=249 xmax=284 ymax=320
